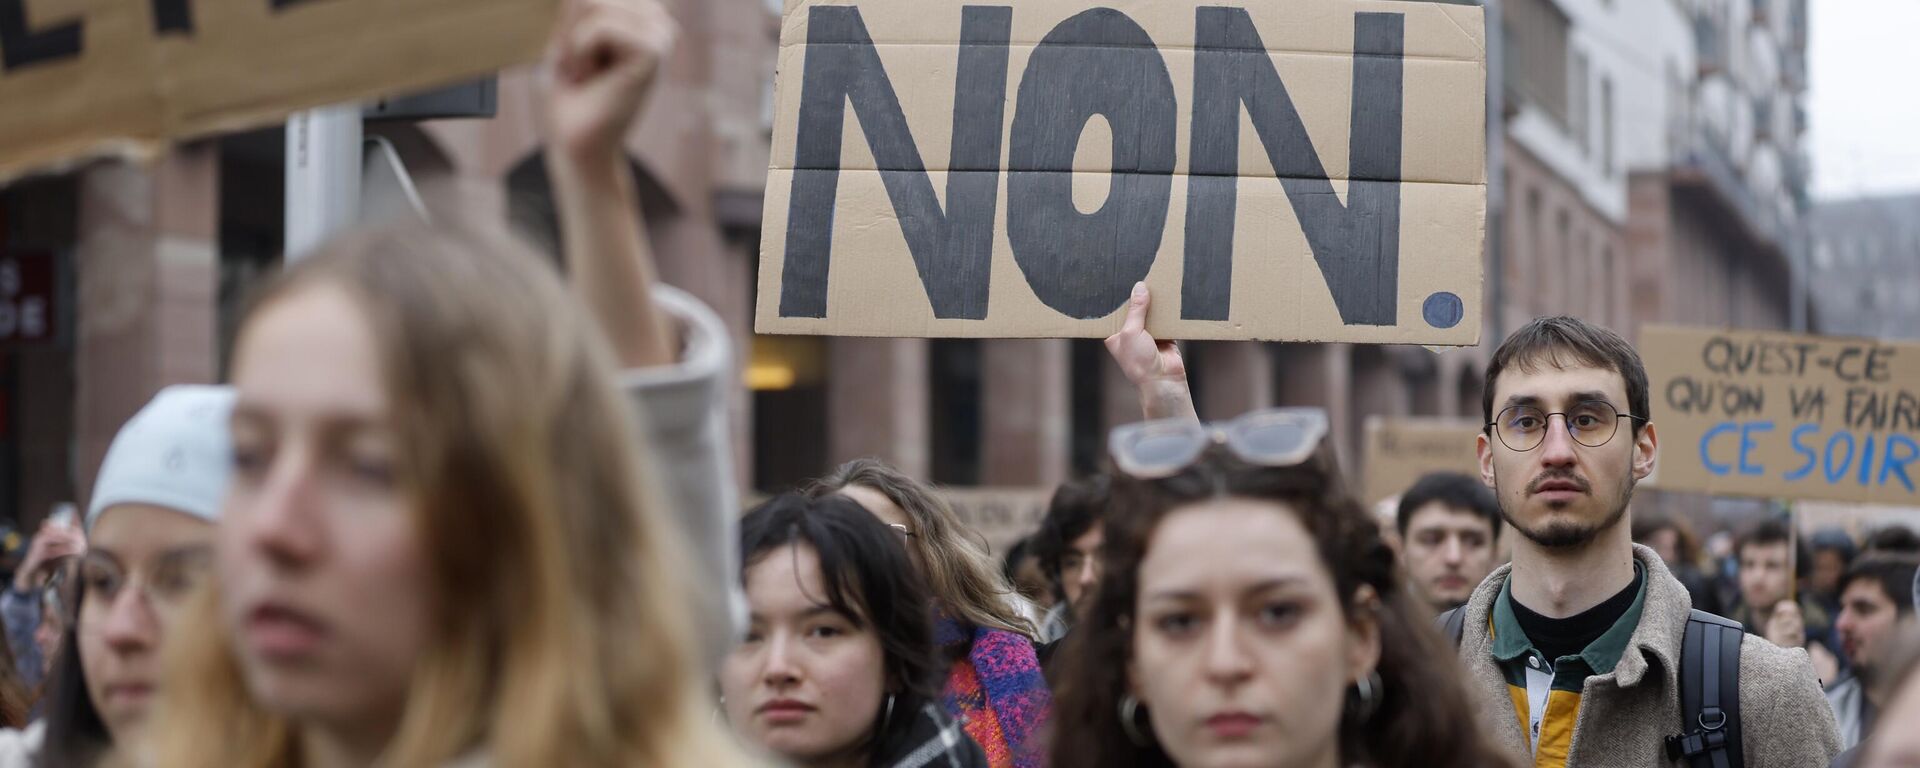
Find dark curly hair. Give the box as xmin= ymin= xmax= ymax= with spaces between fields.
xmin=1034 ymin=474 xmax=1110 ymax=601
xmin=1048 ymin=447 xmax=1516 ymax=768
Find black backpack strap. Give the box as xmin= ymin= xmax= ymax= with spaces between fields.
xmin=1666 ymin=610 xmax=1745 ymax=768
xmin=1435 ymin=606 xmax=1467 ymax=648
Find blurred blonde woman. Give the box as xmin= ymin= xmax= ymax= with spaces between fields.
xmin=147 ymin=2 xmax=754 ymax=765
xmin=809 ymin=459 xmax=1051 ymax=768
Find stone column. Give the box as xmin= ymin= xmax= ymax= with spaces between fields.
xmin=1274 ymin=343 xmax=1353 ymax=470
xmin=979 ymin=339 xmax=1069 ymax=487
xmin=74 ymin=147 xmax=221 ymax=495
xmin=1624 ymin=172 xmax=1674 ymax=341
xmin=1102 ymin=351 xmax=1141 ymax=431
xmin=828 ymin=338 xmax=929 ymax=478
xmin=1195 ymin=342 xmax=1274 ymax=422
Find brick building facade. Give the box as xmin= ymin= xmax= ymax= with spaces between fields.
xmin=0 ymin=0 xmax=1816 ymax=527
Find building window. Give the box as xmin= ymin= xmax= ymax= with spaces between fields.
xmin=1577 ymin=229 xmax=1592 ymax=318
xmin=1601 ymin=245 xmax=1616 ymax=327
xmin=1528 ymin=188 xmax=1545 ymax=311
xmin=929 ymin=339 xmax=983 ymax=485
xmin=1528 ymin=187 xmax=1543 ymax=311
xmin=749 ymin=336 xmax=828 ymax=494
xmin=1557 ymin=209 xmax=1572 ymax=312
xmin=1068 ymin=340 xmax=1106 ymax=477
xmin=1601 ymin=77 xmax=1615 ymax=175
xmin=1507 ymin=0 xmax=1572 ymax=129
xmin=1457 ymin=364 xmax=1485 ymax=424
xmin=1571 ymin=50 xmax=1590 ymax=152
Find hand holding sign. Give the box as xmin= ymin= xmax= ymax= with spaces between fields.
xmin=546 ymin=0 xmax=678 ymax=164
xmin=1105 ymin=283 xmax=1197 ymax=422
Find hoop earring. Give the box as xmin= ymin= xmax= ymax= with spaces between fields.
xmin=1119 ymin=694 xmax=1154 ymax=747
xmin=1346 ymin=669 xmax=1383 ymax=722
xmin=879 ymin=693 xmax=898 ymax=734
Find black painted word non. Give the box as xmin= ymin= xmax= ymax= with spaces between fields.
xmin=778 ymin=6 xmax=1449 ymax=329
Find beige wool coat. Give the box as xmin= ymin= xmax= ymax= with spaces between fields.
xmin=1453 ymin=544 xmax=1841 ymax=767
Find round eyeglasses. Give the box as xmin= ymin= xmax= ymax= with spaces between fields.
xmin=1487 ymin=401 xmax=1647 ymax=452
xmin=63 ymin=546 xmax=213 ymax=626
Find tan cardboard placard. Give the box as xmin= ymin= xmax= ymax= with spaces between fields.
xmin=0 ymin=0 xmax=556 ymax=180
xmin=1361 ymin=416 xmax=1483 ymax=506
xmin=938 ymin=487 xmax=1052 ymax=557
xmin=758 ymin=0 xmax=1486 ymax=344
xmin=1642 ymin=325 xmax=1920 ymax=506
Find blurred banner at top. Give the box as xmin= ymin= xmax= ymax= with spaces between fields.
xmin=756 ymin=0 xmax=1487 ymax=346
xmin=0 ymin=0 xmax=556 ymax=181
xmin=1644 ymin=324 xmax=1920 ymax=506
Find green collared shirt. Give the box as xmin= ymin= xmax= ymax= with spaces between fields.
xmin=1489 ymin=563 xmax=1648 ymax=768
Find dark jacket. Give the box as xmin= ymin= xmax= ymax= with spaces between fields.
xmin=873 ymin=700 xmax=990 ymax=768
xmin=1670 ymin=562 xmax=1722 ymax=616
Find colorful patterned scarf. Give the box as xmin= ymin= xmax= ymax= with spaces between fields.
xmin=934 ymin=616 xmax=1053 ymax=768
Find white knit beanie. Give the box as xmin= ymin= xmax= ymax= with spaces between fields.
xmin=86 ymin=385 xmax=237 ymax=530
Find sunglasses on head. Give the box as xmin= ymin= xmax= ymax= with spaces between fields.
xmin=1109 ymin=408 xmax=1330 ymax=479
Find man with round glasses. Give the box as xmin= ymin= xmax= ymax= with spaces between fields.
xmin=1460 ymin=317 xmax=1836 ymax=767
xmin=1106 ymin=285 xmax=1840 ymax=767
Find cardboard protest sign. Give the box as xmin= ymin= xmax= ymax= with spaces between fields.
xmin=0 ymin=0 xmax=555 ymax=180
xmin=1643 ymin=325 xmax=1920 ymax=506
xmin=1361 ymin=416 xmax=1482 ymax=506
xmin=757 ymin=0 xmax=1486 ymax=344
xmin=938 ymin=487 xmax=1051 ymax=556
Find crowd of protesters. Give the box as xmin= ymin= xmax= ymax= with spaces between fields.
xmin=0 ymin=1 xmax=1915 ymax=767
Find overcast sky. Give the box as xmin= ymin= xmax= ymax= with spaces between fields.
xmin=1810 ymin=0 xmax=1920 ymax=201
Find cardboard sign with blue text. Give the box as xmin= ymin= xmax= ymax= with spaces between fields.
xmin=0 ymin=0 xmax=555 ymax=181
xmin=1643 ymin=325 xmax=1920 ymax=506
xmin=757 ymin=0 xmax=1486 ymax=343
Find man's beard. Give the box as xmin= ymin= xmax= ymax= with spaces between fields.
xmin=1497 ymin=473 xmax=1635 ymax=549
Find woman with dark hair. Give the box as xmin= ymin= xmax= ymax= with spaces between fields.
xmin=999 ymin=538 xmax=1054 ymax=622
xmin=722 ymin=494 xmax=988 ymax=768
xmin=1050 ymin=408 xmax=1517 ymax=768
xmin=809 ymin=460 xmax=1051 ymax=767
